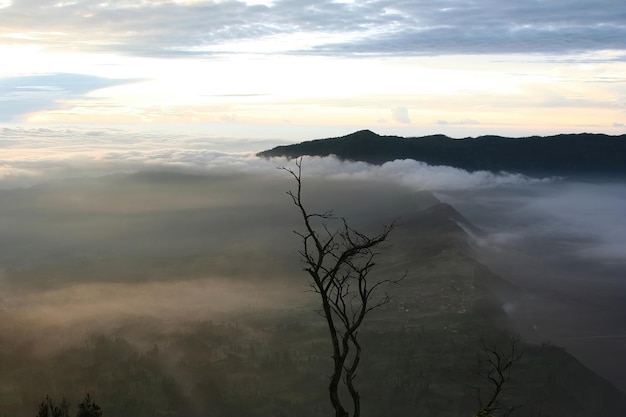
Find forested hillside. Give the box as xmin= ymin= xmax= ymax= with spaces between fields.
xmin=258 ymin=130 xmax=626 ymax=177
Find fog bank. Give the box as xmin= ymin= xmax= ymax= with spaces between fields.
xmin=2 ymin=126 xmax=625 ymax=392
xmin=438 ymin=180 xmax=626 ymax=390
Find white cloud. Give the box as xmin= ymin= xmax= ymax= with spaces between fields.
xmin=303 ymin=157 xmax=544 ymax=191
xmin=0 ymin=126 xmax=547 ymax=191
xmin=0 ymin=126 xmax=284 ymax=187
xmin=391 ymin=107 xmax=411 ymax=124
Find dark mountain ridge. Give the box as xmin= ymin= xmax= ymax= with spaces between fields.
xmin=258 ymin=130 xmax=626 ymax=177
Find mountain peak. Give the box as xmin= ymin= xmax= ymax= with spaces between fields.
xmin=344 ymin=129 xmax=380 ymax=138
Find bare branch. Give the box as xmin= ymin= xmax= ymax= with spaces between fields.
xmin=281 ymin=157 xmax=400 ymax=417
xmin=474 ymin=338 xmax=524 ymax=417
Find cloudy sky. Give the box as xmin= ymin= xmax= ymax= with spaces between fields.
xmin=1 ymin=0 xmax=625 ymax=138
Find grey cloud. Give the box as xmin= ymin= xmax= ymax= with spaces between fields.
xmin=1 ymin=0 xmax=624 ymax=57
xmin=0 ymin=73 xmax=142 ymax=121
xmin=439 ymin=181 xmax=626 ymax=266
xmin=318 ymin=24 xmax=626 ymax=57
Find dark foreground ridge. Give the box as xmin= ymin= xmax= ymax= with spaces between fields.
xmin=258 ymin=129 xmax=626 ymax=177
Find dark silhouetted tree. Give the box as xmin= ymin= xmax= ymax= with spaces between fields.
xmin=36 ymin=396 xmax=70 ymax=417
xmin=473 ymin=338 xmax=524 ymax=417
xmin=36 ymin=394 xmax=102 ymax=417
xmin=76 ymin=394 xmax=102 ymax=417
xmin=282 ymin=158 xmax=401 ymax=417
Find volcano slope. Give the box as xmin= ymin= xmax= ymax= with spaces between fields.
xmin=0 ymin=170 xmax=624 ymax=417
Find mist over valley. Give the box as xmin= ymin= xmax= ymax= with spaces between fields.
xmin=1 ymin=127 xmax=625 ymax=416
xmin=3 ymin=0 xmax=626 ymax=413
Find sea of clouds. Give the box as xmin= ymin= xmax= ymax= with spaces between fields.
xmin=2 ymin=125 xmax=625 ymax=268
xmin=2 ymin=126 xmax=625 ymax=266
xmin=2 ymin=125 xmax=625 ymax=390
xmin=1 ymin=125 xmax=544 ymax=191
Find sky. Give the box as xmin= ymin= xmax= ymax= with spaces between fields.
xmin=1 ymin=0 xmax=626 ymax=139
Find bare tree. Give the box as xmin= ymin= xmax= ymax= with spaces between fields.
xmin=473 ymin=338 xmax=524 ymax=417
xmin=281 ymin=158 xmax=402 ymax=417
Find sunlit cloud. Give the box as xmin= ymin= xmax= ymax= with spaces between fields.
xmin=0 ymin=0 xmax=624 ymax=135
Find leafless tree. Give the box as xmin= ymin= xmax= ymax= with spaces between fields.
xmin=281 ymin=158 xmax=402 ymax=417
xmin=473 ymin=338 xmax=524 ymax=417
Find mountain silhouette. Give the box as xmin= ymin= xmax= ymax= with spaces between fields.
xmin=258 ymin=130 xmax=626 ymax=177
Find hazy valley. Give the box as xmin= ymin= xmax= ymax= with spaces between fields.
xmin=0 ymin=129 xmax=625 ymax=416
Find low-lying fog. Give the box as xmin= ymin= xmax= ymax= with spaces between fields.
xmin=438 ymin=181 xmax=626 ymax=390
xmin=1 ymin=126 xmax=625 ymax=391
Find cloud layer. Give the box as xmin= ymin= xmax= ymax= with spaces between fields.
xmin=0 ymin=126 xmax=545 ymax=191
xmin=1 ymin=0 xmax=624 ymax=58
xmin=4 ymin=126 xmax=623 ymax=269
xmin=439 ymin=181 xmax=626 ymax=267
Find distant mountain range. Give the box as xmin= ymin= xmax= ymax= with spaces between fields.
xmin=258 ymin=130 xmax=626 ymax=177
